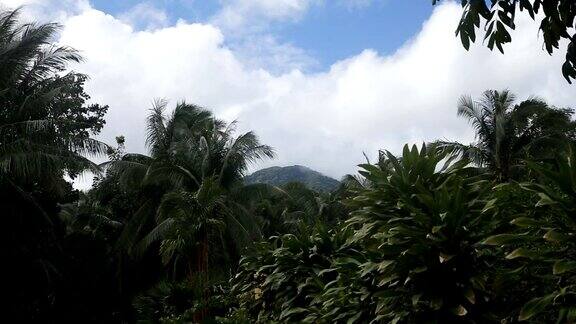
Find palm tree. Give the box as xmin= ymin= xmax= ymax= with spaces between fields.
xmin=0 ymin=8 xmax=108 ymax=186
xmin=107 ymin=100 xmax=273 ymax=320
xmin=109 ymin=100 xmax=274 ymax=283
xmin=59 ymin=193 xmax=122 ymax=238
xmin=434 ymin=90 xmax=576 ymax=181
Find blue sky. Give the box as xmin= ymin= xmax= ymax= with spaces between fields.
xmin=278 ymin=2 xmax=433 ymax=68
xmin=90 ymin=0 xmax=433 ymax=70
xmin=91 ymin=0 xmax=217 ymax=22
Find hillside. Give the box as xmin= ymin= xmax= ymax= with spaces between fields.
xmin=244 ymin=165 xmax=340 ymax=192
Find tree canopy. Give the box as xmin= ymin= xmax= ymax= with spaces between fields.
xmin=433 ymin=89 xmax=576 ymax=181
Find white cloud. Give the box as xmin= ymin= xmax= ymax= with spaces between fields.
xmin=119 ymin=2 xmax=169 ymax=30
xmin=0 ymin=0 xmax=88 ymax=22
xmin=1 ymin=1 xmax=574 ymax=187
xmin=227 ymin=34 xmax=318 ymax=73
xmin=212 ymin=0 xmax=318 ymax=32
xmin=210 ymin=0 xmax=379 ymax=30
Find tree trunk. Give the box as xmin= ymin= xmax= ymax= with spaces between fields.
xmin=190 ymin=229 xmax=209 ymax=323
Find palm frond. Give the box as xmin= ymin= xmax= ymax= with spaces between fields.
xmin=431 ymin=140 xmax=484 ymax=166
xmin=115 ymin=198 xmax=158 ymax=254
xmin=22 ymin=45 xmax=81 ymax=83
xmin=146 ymin=98 xmax=168 ymax=156
xmin=137 ymin=218 xmax=176 ymax=258
xmin=457 ymin=95 xmax=490 ymax=140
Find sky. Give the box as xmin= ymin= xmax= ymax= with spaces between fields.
xmin=1 ymin=0 xmax=574 ymax=187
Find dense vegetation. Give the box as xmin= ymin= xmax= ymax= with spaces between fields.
xmin=4 ymin=7 xmax=576 ymax=324
xmin=244 ymin=165 xmax=340 ymax=192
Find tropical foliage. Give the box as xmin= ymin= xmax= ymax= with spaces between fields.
xmin=228 ymin=145 xmax=513 ymax=323
xmin=6 ymin=6 xmax=576 ymax=324
xmin=433 ymin=90 xmax=576 ymax=181
xmin=482 ymin=144 xmax=576 ymax=322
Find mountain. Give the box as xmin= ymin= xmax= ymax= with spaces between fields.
xmin=244 ymin=165 xmax=340 ymax=192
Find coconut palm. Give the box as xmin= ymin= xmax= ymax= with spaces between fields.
xmin=106 ymin=100 xmax=273 ymax=320
xmin=0 ymin=5 xmax=110 ymax=255
xmin=109 ymin=100 xmax=274 ymax=277
xmin=433 ymin=90 xmax=575 ymax=181
xmin=0 ymin=8 xmax=109 ymax=186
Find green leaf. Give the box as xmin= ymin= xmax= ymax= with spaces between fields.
xmin=536 ymin=192 xmax=557 ymax=206
xmin=481 ymin=233 xmax=529 ymax=246
xmin=430 ymin=297 xmax=443 ymax=310
xmin=452 ymin=305 xmax=468 ymax=316
xmin=505 ymin=248 xmax=540 ymax=260
xmin=410 ymin=266 xmax=427 ymax=274
xmin=553 ymin=260 xmax=576 ymax=275
xmin=464 ymin=288 xmax=475 ymax=304
xmin=431 ymin=225 xmax=444 ymax=233
xmin=544 ymin=230 xmax=571 ymax=243
xmin=519 ymin=295 xmax=554 ymax=321
xmin=510 ymin=217 xmax=541 ymax=227
xmin=337 ymin=257 xmax=362 ymax=266
xmin=460 ymin=31 xmax=471 ymax=50
xmin=346 ymin=311 xmax=363 ymax=324
xmin=412 ymin=293 xmax=422 ymax=306
xmin=378 ymin=275 xmax=398 ymax=287
xmin=376 ymin=260 xmax=395 ymax=272
xmin=279 ymin=307 xmax=308 ymax=320
xmin=439 ymin=252 xmax=455 ymax=263
xmin=482 ymin=198 xmax=497 ymax=213
xmin=318 ymin=268 xmax=336 ymax=276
